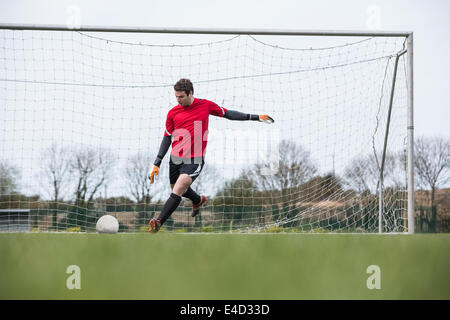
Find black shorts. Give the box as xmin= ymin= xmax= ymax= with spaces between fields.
xmin=169 ymin=159 xmax=205 ymax=185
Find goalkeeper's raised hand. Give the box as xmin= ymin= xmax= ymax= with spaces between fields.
xmin=223 ymin=110 xmax=274 ymax=123
xmin=149 ymin=165 xmax=159 ymax=184
xmin=258 ymin=115 xmax=274 ymax=124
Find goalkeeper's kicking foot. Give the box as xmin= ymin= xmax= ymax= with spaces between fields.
xmin=148 ymin=218 xmax=161 ymax=233
xmin=191 ymin=195 xmax=207 ymax=217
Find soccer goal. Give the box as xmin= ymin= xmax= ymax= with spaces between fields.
xmin=0 ymin=24 xmax=414 ymax=233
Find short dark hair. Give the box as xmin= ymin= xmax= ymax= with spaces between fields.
xmin=174 ymin=78 xmax=194 ymax=95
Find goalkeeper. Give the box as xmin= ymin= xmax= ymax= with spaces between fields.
xmin=148 ymin=78 xmax=274 ymax=233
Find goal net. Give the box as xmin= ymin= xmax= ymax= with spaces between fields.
xmin=0 ymin=26 xmax=411 ymax=233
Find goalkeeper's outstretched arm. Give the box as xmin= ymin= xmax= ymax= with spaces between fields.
xmin=149 ymin=135 xmax=171 ymax=183
xmin=224 ymin=110 xmax=274 ymax=123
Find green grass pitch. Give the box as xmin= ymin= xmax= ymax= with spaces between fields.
xmin=0 ymin=232 xmax=449 ymax=299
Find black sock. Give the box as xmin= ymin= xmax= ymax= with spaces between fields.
xmin=157 ymin=193 xmax=182 ymax=225
xmin=182 ymin=187 xmax=201 ymax=205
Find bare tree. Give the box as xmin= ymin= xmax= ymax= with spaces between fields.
xmin=39 ymin=143 xmax=72 ymax=229
xmin=70 ymin=146 xmax=116 ymax=207
xmin=247 ymin=140 xmax=317 ymax=224
xmin=249 ymin=139 xmax=317 ymax=193
xmin=344 ymin=151 xmax=404 ymax=194
xmin=124 ymin=152 xmax=153 ymax=204
xmin=414 ymin=136 xmax=450 ymax=207
xmin=390 ymin=149 xmax=408 ymax=189
xmin=343 ymin=155 xmax=379 ymax=194
xmin=0 ymin=161 xmax=20 ymax=195
xmin=40 ymin=143 xmax=71 ymax=202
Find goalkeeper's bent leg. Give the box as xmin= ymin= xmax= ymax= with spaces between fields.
xmin=157 ymin=193 xmax=182 ymax=225
xmin=182 ymin=187 xmax=201 ymax=205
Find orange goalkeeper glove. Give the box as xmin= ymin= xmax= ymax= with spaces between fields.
xmin=149 ymin=165 xmax=159 ymax=184
xmin=258 ymin=115 xmax=274 ymax=124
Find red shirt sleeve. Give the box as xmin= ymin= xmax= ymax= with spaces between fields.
xmin=164 ymin=110 xmax=174 ymax=136
xmin=208 ymin=101 xmax=227 ymax=117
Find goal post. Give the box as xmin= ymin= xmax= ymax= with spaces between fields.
xmin=0 ymin=24 xmax=414 ymax=233
xmin=406 ymin=33 xmax=415 ymax=234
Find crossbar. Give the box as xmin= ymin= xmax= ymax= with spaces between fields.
xmin=0 ymin=23 xmax=411 ymax=37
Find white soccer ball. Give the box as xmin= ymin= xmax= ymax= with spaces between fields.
xmin=96 ymin=215 xmax=119 ymax=234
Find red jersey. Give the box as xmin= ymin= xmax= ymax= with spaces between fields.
xmin=164 ymin=98 xmax=227 ymax=159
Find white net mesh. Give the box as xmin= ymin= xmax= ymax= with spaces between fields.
xmin=0 ymin=28 xmax=409 ymax=233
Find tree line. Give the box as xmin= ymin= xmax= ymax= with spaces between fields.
xmin=0 ymin=136 xmax=449 ymax=232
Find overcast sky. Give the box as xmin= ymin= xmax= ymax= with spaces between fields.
xmin=0 ymin=0 xmax=449 ymax=139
